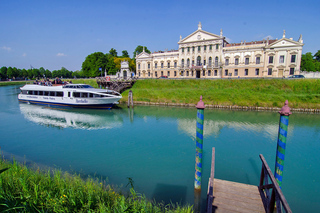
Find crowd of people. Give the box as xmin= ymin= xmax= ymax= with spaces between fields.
xmin=33 ymin=77 xmax=71 ymax=86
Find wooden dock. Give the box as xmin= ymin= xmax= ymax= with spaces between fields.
xmin=206 ymin=148 xmax=292 ymax=213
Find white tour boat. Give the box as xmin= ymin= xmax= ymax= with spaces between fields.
xmin=18 ymin=84 xmax=122 ymax=109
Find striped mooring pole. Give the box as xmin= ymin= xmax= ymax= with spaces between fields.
xmin=194 ymin=96 xmax=205 ymax=191
xmin=274 ymin=100 xmax=292 ymax=188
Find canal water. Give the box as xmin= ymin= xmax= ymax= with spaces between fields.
xmin=1 ymin=85 xmax=319 ymax=212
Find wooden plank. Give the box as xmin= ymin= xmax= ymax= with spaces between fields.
xmin=212 ymin=179 xmax=265 ymax=213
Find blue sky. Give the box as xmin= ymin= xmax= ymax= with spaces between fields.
xmin=1 ymin=0 xmax=319 ymax=71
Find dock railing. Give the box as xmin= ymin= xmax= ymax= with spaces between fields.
xmin=206 ymin=147 xmax=215 ymax=213
xmin=259 ymin=154 xmax=292 ymax=213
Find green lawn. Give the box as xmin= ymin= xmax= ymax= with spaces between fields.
xmin=120 ymin=79 xmax=320 ymax=109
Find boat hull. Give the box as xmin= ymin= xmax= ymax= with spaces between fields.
xmin=18 ymin=99 xmax=115 ymax=109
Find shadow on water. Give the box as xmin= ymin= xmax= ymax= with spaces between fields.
xmin=152 ymin=183 xmax=187 ymax=205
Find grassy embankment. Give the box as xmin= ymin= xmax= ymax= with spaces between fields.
xmin=118 ymin=79 xmax=320 ymax=109
xmin=0 ymin=158 xmax=193 ymax=213
xmin=4 ymin=78 xmax=319 ymax=109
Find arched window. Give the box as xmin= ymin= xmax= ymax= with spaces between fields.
xmin=181 ymin=59 xmax=184 ymax=68
xmin=209 ymin=57 xmax=212 ymax=66
xmin=215 ymin=57 xmax=218 ymax=67
xmin=187 ymin=58 xmax=190 ymax=67
xmin=197 ymin=56 xmax=201 ymax=66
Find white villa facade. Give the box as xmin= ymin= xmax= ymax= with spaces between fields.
xmin=136 ymin=22 xmax=304 ymax=79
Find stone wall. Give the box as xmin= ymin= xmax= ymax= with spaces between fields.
xmin=300 ymin=71 xmax=320 ymax=78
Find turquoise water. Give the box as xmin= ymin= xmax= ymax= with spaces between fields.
xmin=1 ymin=85 xmax=320 ymax=212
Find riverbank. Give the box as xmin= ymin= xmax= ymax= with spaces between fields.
xmin=0 ymin=157 xmax=193 ymax=213
xmin=119 ymin=78 xmax=320 ymax=110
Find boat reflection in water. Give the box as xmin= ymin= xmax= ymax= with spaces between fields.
xmin=19 ymin=103 xmax=123 ymax=130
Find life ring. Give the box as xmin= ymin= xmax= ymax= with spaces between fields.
xmin=106 ymin=76 xmax=110 ymax=81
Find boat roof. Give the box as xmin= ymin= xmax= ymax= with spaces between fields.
xmin=20 ymin=84 xmax=117 ymax=94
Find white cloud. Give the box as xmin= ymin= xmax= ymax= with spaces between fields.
xmin=1 ymin=46 xmax=12 ymax=51
xmin=57 ymin=53 xmax=66 ymax=57
xmin=263 ymin=35 xmax=274 ymax=40
xmin=22 ymin=53 xmax=27 ymax=57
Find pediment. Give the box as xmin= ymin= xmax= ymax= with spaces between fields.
xmin=267 ymin=38 xmax=303 ymax=48
xmin=136 ymin=52 xmax=151 ymax=59
xmin=179 ymin=29 xmax=222 ymax=44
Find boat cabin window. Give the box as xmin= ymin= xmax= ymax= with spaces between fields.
xmin=39 ymin=91 xmax=43 ymax=95
xmin=49 ymin=91 xmax=55 ymax=96
xmin=81 ymin=93 xmax=88 ymax=98
xmin=73 ymin=92 xmax=80 ymax=97
xmin=44 ymin=91 xmax=49 ymax=96
xmin=56 ymin=92 xmax=63 ymax=97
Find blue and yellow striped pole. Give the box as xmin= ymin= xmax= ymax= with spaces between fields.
xmin=195 ymin=96 xmax=205 ymax=191
xmin=274 ymin=100 xmax=292 ymax=188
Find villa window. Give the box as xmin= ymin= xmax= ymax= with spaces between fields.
xmin=182 ymin=48 xmax=184 ymax=53
xmin=155 ymin=63 xmax=157 ymax=68
xmin=290 ymin=68 xmax=295 ymax=75
xmin=155 ymin=72 xmax=157 ymax=77
xmin=138 ymin=64 xmax=140 ymax=69
xmin=187 ymin=71 xmax=189 ymax=76
xmin=161 ymin=63 xmax=164 ymax=68
xmin=187 ymin=59 xmax=190 ymax=67
xmin=187 ymin=47 xmax=190 ymax=52
xmin=215 ymin=57 xmax=218 ymax=67
xmin=255 ymin=68 xmax=259 ymax=75
xmin=209 ymin=45 xmax=212 ymax=50
xmin=235 ymin=58 xmax=239 ymax=65
xmin=168 ymin=62 xmax=170 ymax=68
xmin=234 ymin=69 xmax=238 ymax=76
xmin=268 ymin=68 xmax=272 ymax=75
xmin=192 ymin=46 xmax=195 ymax=52
xmin=174 ymin=71 xmax=177 ymax=76
xmin=225 ymin=69 xmax=228 ymax=76
xmin=214 ymin=70 xmax=217 ymax=76
xmin=225 ymin=58 xmax=229 ymax=65
xmin=181 ymin=59 xmax=184 ymax=68
xmin=203 ymin=60 xmax=206 ymax=65
xmin=269 ymin=56 xmax=274 ymax=64
xmin=148 ymin=63 xmax=150 ymax=69
xmin=216 ymin=44 xmax=219 ymax=50
xmin=291 ymin=55 xmax=296 ymax=63
xmin=203 ymin=70 xmax=205 ymax=76
xmin=209 ymin=57 xmax=212 ymax=66
xmin=174 ymin=62 xmax=177 ymax=68
xmin=192 ymin=60 xmax=194 ymax=66
xmin=204 ymin=45 xmax=207 ymax=51
xmin=256 ymin=57 xmax=260 ymax=64
xmin=279 ymin=55 xmax=284 ymax=63
xmin=148 ymin=72 xmax=150 ymax=77
xmin=161 ymin=71 xmax=163 ymax=76
xmin=245 ymin=69 xmax=248 ymax=76
xmin=245 ymin=58 xmax=249 ymax=65
xmin=198 ymin=46 xmax=201 ymax=52
xmin=168 ymin=71 xmax=170 ymax=76
xmin=208 ymin=70 xmax=211 ymax=76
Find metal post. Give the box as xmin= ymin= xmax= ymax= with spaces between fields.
xmin=195 ymin=96 xmax=205 ymax=190
xmin=274 ymin=100 xmax=292 ymax=188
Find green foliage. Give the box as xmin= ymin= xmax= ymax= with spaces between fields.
xmin=0 ymin=66 xmax=7 ymax=79
xmin=300 ymin=51 xmax=320 ymax=71
xmin=82 ymin=52 xmax=108 ymax=77
xmin=133 ymin=45 xmax=151 ymax=59
xmin=122 ymin=50 xmax=129 ymax=58
xmin=0 ymin=158 xmax=193 ymax=212
xmin=109 ymin=48 xmax=118 ymax=57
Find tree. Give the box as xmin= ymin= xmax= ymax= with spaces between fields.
xmin=82 ymin=52 xmax=108 ymax=77
xmin=133 ymin=45 xmax=151 ymax=59
xmin=122 ymin=50 xmax=129 ymax=58
xmin=109 ymin=48 xmax=118 ymax=57
xmin=300 ymin=52 xmax=315 ymax=71
xmin=6 ymin=67 xmax=14 ymax=79
xmin=45 ymin=69 xmax=52 ymax=78
xmin=39 ymin=67 xmax=46 ymax=78
xmin=106 ymin=54 xmax=117 ymax=75
xmin=0 ymin=66 xmax=7 ymax=79
xmin=314 ymin=50 xmax=320 ymax=62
